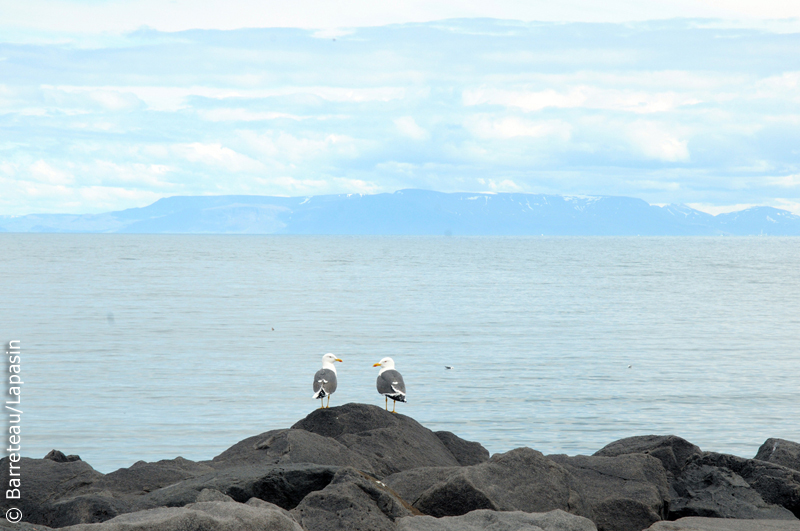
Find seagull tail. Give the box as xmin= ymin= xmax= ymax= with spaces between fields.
xmin=313 ymin=389 xmax=328 ymax=399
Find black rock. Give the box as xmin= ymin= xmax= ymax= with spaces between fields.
xmin=291 ymin=467 xmax=416 ymax=531
xmin=434 ymin=431 xmax=489 ymax=466
xmin=549 ymin=453 xmax=670 ymax=531
xmin=97 ymin=456 xmax=214 ymax=495
xmin=139 ymin=463 xmax=339 ymax=511
xmin=383 ymin=467 xmax=462 ymax=506
xmin=292 ymin=404 xmax=461 ymax=477
xmin=670 ymin=461 xmax=796 ymax=520
xmin=594 ymin=435 xmax=702 ymax=477
xmin=756 ymin=439 xmax=800 ymax=473
xmin=0 ymin=456 xmax=105 ymax=527
xmin=211 ymin=428 xmax=375 ymax=474
xmin=390 ymin=447 xmax=592 ymax=519
xmin=396 ymin=509 xmax=598 ymax=531
xmin=62 ymin=499 xmax=304 ymax=531
xmin=696 ymin=452 xmax=800 ymax=519
xmin=44 ymin=450 xmax=81 ymax=463
xmin=48 ymin=495 xmax=132 ymax=528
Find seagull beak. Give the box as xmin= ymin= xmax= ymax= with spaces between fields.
xmin=336 ymin=358 xmax=343 ymax=363
xmin=373 ymin=362 xmax=381 ymax=367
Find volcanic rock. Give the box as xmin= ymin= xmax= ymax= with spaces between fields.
xmin=396 ymin=508 xmax=598 ymax=531
xmin=549 ymin=453 xmax=669 ymax=531
xmin=291 ymin=467 xmax=416 ymax=531
xmin=670 ymin=461 xmax=795 ymax=520
xmin=645 ymin=516 xmax=800 ymax=530
xmin=211 ymin=428 xmax=374 ymax=473
xmin=62 ymin=499 xmax=303 ymax=531
xmin=756 ymin=439 xmax=800 ymax=474
xmin=388 ymin=447 xmax=591 ymax=518
xmin=434 ymin=431 xmax=489 ymax=466
xmin=695 ymin=452 xmax=800 ymax=519
xmin=594 ymin=435 xmax=702 ymax=477
xmin=291 ymin=403 xmax=463 ymax=477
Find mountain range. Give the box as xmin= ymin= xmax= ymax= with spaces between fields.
xmin=2 ymin=190 xmax=799 ymax=236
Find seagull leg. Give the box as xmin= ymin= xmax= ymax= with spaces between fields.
xmin=326 ymin=395 xmax=330 ymax=408
xmin=385 ymin=396 xmax=388 ymax=410
xmin=319 ymin=398 xmax=324 ymax=409
xmin=392 ymin=400 xmax=397 ymax=413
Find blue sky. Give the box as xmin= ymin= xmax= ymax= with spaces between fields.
xmin=1 ymin=1 xmax=799 ymax=215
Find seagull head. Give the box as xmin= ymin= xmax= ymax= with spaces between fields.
xmin=322 ymin=353 xmax=343 ymax=368
xmin=373 ymin=357 xmax=395 ymax=370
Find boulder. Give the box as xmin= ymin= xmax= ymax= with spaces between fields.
xmin=393 ymin=447 xmax=591 ymax=518
xmin=96 ymin=456 xmax=214 ymax=495
xmin=139 ymin=463 xmax=339 ymax=511
xmin=645 ymin=516 xmax=800 ymax=530
xmin=594 ymin=436 xmax=702 ymax=477
xmin=0 ymin=522 xmax=53 ymax=531
xmin=61 ymin=499 xmax=303 ymax=531
xmin=44 ymin=450 xmax=82 ymax=463
xmin=696 ymin=452 xmax=800 ymax=519
xmin=670 ymin=461 xmax=796 ymax=520
xmin=47 ymin=494 xmax=133 ymax=528
xmin=210 ymin=428 xmax=375 ymax=473
xmin=757 ymin=439 xmax=800 ymax=473
xmin=383 ymin=467 xmax=462 ymax=505
xmin=549 ymin=453 xmax=669 ymax=531
xmin=0 ymin=456 xmax=105 ymax=527
xmin=291 ymin=467 xmax=416 ymax=531
xmin=292 ymin=404 xmax=462 ymax=477
xmin=396 ymin=508 xmax=598 ymax=531
xmin=434 ymin=431 xmax=489 ymax=466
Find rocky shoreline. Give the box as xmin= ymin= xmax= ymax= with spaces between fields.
xmin=3 ymin=403 xmax=799 ymax=531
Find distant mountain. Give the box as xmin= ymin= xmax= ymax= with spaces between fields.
xmin=2 ymin=190 xmax=799 ymax=235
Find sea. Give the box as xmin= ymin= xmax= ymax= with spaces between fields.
xmin=2 ymin=234 xmax=799 ymax=473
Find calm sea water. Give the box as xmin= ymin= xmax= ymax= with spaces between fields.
xmin=2 ymin=234 xmax=799 ymax=473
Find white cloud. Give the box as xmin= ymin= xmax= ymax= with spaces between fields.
xmin=463 ymin=86 xmax=702 ymax=114
xmin=43 ymin=85 xmax=411 ymax=112
xmin=627 ymin=122 xmax=690 ymax=162
xmin=173 ymin=143 xmax=265 ymax=173
xmin=332 ymin=177 xmax=381 ymax=194
xmin=477 ymin=178 xmax=523 ymax=192
xmin=198 ymin=109 xmax=303 ymax=122
xmin=393 ymin=116 xmax=430 ymax=140
xmin=767 ymin=174 xmax=800 ymax=188
xmin=238 ymin=130 xmax=361 ymax=162
xmin=465 ymin=115 xmax=572 ymax=140
xmin=29 ymin=160 xmax=73 ymax=185
xmin=4 ymin=0 xmax=800 ymax=35
xmin=90 ymin=161 xmax=174 ymax=188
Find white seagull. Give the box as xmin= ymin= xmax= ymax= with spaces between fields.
xmin=312 ymin=353 xmax=343 ymax=409
xmin=373 ymin=357 xmax=406 ymax=413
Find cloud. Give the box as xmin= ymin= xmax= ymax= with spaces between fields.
xmin=4 ymin=0 xmax=800 ymax=35
xmin=463 ymin=86 xmax=702 ymax=114
xmin=393 ymin=116 xmax=430 ymax=140
xmin=238 ymin=130 xmax=361 ymax=162
xmin=464 ymin=115 xmax=572 ymax=140
xmin=477 ymin=178 xmax=523 ymax=192
xmin=173 ymin=143 xmax=265 ymax=173
xmin=627 ymin=122 xmax=690 ymax=162
xmin=198 ymin=109 xmax=305 ymax=122
xmin=3 ymin=19 xmax=800 ymax=214
xmin=768 ymin=174 xmax=800 ymax=188
xmin=29 ymin=160 xmax=73 ymax=185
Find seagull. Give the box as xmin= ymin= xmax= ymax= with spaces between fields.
xmin=312 ymin=353 xmax=342 ymax=409
xmin=373 ymin=357 xmax=406 ymax=413
xmin=445 ymin=365 xmax=453 ymax=370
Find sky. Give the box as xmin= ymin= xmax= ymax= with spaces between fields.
xmin=1 ymin=1 xmax=799 ymax=216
